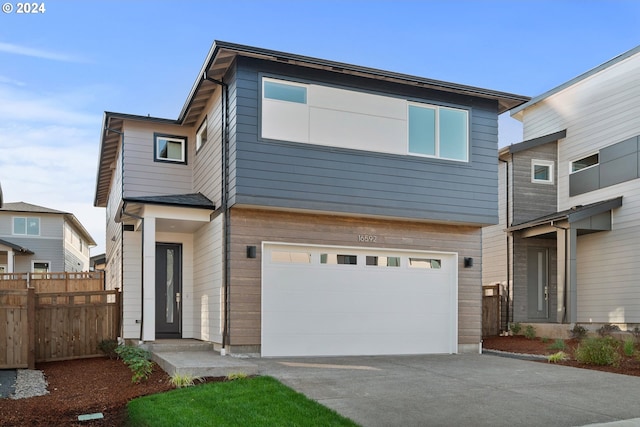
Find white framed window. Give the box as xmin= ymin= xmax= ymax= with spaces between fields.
xmin=532 ymin=159 xmax=554 ymax=184
xmin=13 ymin=217 xmax=40 ymax=236
xmin=32 ymin=261 xmax=50 ymax=273
xmin=154 ymin=133 xmax=187 ymax=164
xmin=571 ymin=153 xmax=599 ymax=173
xmin=408 ymin=103 xmax=469 ymax=161
xmin=196 ymin=118 xmax=208 ymax=151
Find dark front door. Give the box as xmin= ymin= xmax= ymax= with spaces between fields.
xmin=156 ymin=243 xmax=182 ymax=338
xmin=527 ymin=247 xmax=549 ymax=320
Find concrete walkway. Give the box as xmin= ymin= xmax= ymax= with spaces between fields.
xmin=249 ymin=353 xmax=640 ymax=427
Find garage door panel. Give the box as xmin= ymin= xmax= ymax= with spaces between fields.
xmin=262 ymin=244 xmax=457 ymax=357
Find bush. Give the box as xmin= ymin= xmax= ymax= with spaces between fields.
xmin=569 ymin=324 xmax=588 ymax=340
xmin=98 ymin=339 xmax=119 ymax=359
xmin=510 ymin=322 xmax=522 ymax=335
xmin=541 ymin=337 xmax=550 ymax=344
xmin=597 ymin=323 xmax=620 ymax=337
xmin=115 ymin=345 xmax=154 ymax=383
xmin=548 ymin=351 xmax=568 ymax=363
xmin=524 ymin=325 xmax=536 ymax=340
xmin=170 ymin=373 xmax=202 ymax=388
xmin=623 ymin=337 xmax=635 ymax=357
xmin=575 ymin=337 xmax=620 ymax=366
xmin=548 ymin=339 xmax=566 ymax=351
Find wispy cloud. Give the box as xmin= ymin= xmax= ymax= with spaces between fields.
xmin=0 ymin=75 xmax=26 ymax=86
xmin=0 ymin=41 xmax=85 ymax=62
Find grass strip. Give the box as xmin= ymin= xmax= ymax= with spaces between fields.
xmin=127 ymin=376 xmax=359 ymax=427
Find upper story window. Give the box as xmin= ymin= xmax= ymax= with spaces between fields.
xmin=532 ymin=160 xmax=554 ymax=184
xmin=571 ymin=153 xmax=599 ymax=173
xmin=13 ymin=217 xmax=40 ymax=236
xmin=154 ymin=133 xmax=187 ymax=164
xmin=264 ymin=79 xmax=307 ymax=104
xmin=196 ymin=118 xmax=208 ymax=151
xmin=408 ymin=103 xmax=469 ymax=161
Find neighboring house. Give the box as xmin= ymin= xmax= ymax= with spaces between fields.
xmin=0 ymin=202 xmax=96 ymax=273
xmin=94 ymin=41 xmax=528 ymax=356
xmin=90 ymin=253 xmax=106 ymax=271
xmin=483 ymin=45 xmax=640 ymax=333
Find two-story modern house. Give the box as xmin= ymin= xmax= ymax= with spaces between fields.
xmin=0 ymin=202 xmax=96 ymax=273
xmin=483 ymin=45 xmax=639 ymax=335
xmin=94 ymin=41 xmax=529 ymax=356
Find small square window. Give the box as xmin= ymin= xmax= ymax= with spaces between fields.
xmin=196 ymin=118 xmax=208 ymax=152
xmin=532 ymin=160 xmax=554 ymax=184
xmin=154 ymin=133 xmax=187 ymax=164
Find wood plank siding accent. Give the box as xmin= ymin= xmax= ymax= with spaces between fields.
xmin=228 ymin=57 xmax=501 ymax=226
xmin=228 ymin=207 xmax=482 ymax=349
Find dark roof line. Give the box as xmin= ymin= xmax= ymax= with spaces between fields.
xmin=0 ymin=238 xmax=34 ymax=254
xmin=123 ymin=193 xmax=215 ymax=210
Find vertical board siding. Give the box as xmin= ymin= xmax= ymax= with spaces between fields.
xmin=229 ymin=207 xmax=482 ymax=349
xmin=520 ymin=52 xmax=640 ymax=323
xmin=229 ymin=57 xmax=500 ymax=225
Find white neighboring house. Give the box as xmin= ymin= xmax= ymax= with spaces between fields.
xmin=0 ymin=202 xmax=96 ymax=273
xmin=483 ymin=45 xmax=640 ymax=332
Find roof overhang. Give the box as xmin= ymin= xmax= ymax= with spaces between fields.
xmin=0 ymin=239 xmax=34 ymax=254
xmin=506 ymin=196 xmax=623 ymax=238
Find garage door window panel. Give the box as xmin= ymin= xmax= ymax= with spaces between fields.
xmin=409 ymin=258 xmax=442 ymax=269
xmin=271 ymin=251 xmax=311 ymax=264
xmin=366 ymin=256 xmax=400 ymax=267
xmin=321 ymin=253 xmax=357 ymax=265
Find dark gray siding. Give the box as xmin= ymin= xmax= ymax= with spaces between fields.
xmin=228 ymin=57 xmax=501 ymax=225
xmin=512 ymin=142 xmax=558 ymax=225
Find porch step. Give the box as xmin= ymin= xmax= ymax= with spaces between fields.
xmin=142 ymin=339 xmax=214 ymax=353
xmin=151 ymin=350 xmax=259 ymax=378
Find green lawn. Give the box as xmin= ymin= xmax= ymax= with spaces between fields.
xmin=126 ymin=376 xmax=359 ymax=427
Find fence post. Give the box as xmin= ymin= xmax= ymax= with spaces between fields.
xmin=27 ymin=287 xmax=35 ymax=369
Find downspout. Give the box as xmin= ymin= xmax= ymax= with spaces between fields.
xmin=121 ymin=206 xmax=145 ymax=340
xmin=203 ymin=73 xmax=230 ymax=351
xmin=499 ymin=157 xmax=511 ymax=332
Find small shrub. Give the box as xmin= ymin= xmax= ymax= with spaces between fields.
xmin=541 ymin=337 xmax=550 ymax=344
xmin=575 ymin=337 xmax=620 ymax=366
xmin=524 ymin=325 xmax=536 ymax=340
xmin=597 ymin=323 xmax=620 ymax=337
xmin=170 ymin=373 xmax=202 ymax=388
xmin=569 ymin=324 xmax=588 ymax=340
xmin=548 ymin=339 xmax=566 ymax=351
xmin=226 ymin=372 xmax=248 ymax=381
xmin=115 ymin=345 xmax=154 ymax=383
xmin=548 ymin=351 xmax=568 ymax=363
xmin=98 ymin=339 xmax=119 ymax=359
xmin=510 ymin=322 xmax=522 ymax=335
xmin=623 ymin=337 xmax=635 ymax=357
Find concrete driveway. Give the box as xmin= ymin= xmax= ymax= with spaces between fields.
xmin=252 ymin=353 xmax=640 ymax=427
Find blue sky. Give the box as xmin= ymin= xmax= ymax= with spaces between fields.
xmin=1 ymin=0 xmax=639 ymax=255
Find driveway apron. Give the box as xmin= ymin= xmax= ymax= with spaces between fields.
xmin=252 ymin=353 xmax=640 ymax=427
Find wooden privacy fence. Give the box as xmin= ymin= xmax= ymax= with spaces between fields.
xmin=0 ymin=272 xmax=120 ymax=369
xmin=0 ymin=271 xmax=104 ymax=292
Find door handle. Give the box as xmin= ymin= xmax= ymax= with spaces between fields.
xmin=544 ymin=286 xmax=549 ymax=301
xmin=176 ymin=292 xmax=181 ymax=304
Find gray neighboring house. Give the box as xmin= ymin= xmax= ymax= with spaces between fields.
xmin=483 ymin=45 xmax=640 ymax=335
xmin=94 ymin=41 xmax=529 ymax=356
xmin=0 ymin=202 xmax=96 ymax=273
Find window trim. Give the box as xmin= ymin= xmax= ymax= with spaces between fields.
xmin=407 ymin=102 xmax=469 ymax=162
xmin=13 ymin=216 xmax=40 ymax=236
xmin=570 ymin=153 xmax=599 ymax=174
xmin=196 ymin=117 xmax=208 ymax=152
xmin=154 ymin=133 xmax=188 ymax=164
xmin=531 ymin=159 xmax=554 ymax=184
xmin=31 ymin=260 xmax=50 ymax=274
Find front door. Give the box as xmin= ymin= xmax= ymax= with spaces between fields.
xmin=156 ymin=243 xmax=182 ymax=338
xmin=527 ymin=247 xmax=549 ymax=320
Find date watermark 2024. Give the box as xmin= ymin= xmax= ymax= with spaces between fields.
xmin=2 ymin=2 xmax=46 ymax=13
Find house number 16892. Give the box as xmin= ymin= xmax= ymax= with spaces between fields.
xmin=358 ymin=234 xmax=377 ymax=243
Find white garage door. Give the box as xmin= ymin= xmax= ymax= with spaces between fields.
xmin=262 ymin=243 xmax=458 ymax=357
